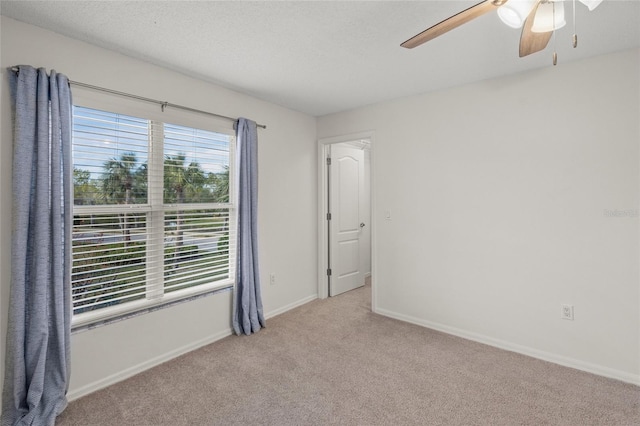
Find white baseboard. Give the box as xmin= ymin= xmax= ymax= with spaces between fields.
xmin=67 ymin=328 xmax=233 ymax=401
xmin=265 ymin=294 xmax=317 ymax=319
xmin=375 ymin=307 xmax=640 ymax=386
xmin=68 ymin=294 xmax=318 ymax=401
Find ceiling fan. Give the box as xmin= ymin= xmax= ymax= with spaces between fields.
xmin=401 ymin=0 xmax=603 ymax=64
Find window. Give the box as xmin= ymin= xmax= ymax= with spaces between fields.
xmin=71 ymin=106 xmax=235 ymax=326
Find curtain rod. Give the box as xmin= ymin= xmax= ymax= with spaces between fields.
xmin=9 ymin=66 xmax=266 ymax=129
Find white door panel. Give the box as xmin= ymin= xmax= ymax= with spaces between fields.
xmin=338 ymin=157 xmax=359 ymax=231
xmin=329 ymin=145 xmax=365 ymax=296
xmin=337 ymin=238 xmax=359 ymax=277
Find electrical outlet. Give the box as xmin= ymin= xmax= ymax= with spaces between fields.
xmin=561 ymin=304 xmax=574 ymax=320
xmin=269 ymin=274 xmax=276 ymax=286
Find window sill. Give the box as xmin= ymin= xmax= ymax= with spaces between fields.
xmin=71 ymin=281 xmax=234 ymax=333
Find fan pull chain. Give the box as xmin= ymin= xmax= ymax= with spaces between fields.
xmin=573 ymin=0 xmax=578 ymax=48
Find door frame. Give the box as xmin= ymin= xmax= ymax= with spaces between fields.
xmin=317 ymin=131 xmax=376 ymax=310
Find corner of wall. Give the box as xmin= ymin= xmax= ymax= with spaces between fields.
xmin=376 ymin=307 xmax=640 ymax=386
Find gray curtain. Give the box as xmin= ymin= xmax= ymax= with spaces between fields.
xmin=232 ymin=118 xmax=265 ymax=335
xmin=1 ymin=66 xmax=72 ymax=426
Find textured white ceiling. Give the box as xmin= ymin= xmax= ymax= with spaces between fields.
xmin=1 ymin=1 xmax=639 ymax=116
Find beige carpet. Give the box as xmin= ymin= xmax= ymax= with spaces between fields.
xmin=57 ymin=284 xmax=640 ymax=425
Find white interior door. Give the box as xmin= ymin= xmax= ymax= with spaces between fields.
xmin=329 ymin=144 xmax=365 ymax=296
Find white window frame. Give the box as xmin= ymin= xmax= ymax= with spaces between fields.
xmin=70 ymin=95 xmax=237 ymax=328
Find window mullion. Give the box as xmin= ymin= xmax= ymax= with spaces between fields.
xmin=146 ymin=120 xmax=165 ymax=300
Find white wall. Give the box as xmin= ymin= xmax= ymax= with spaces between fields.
xmin=318 ymin=48 xmax=640 ymax=384
xmin=0 ymin=17 xmax=318 ymax=399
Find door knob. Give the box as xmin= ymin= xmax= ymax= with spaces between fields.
xmin=360 ymin=223 xmax=365 ymax=228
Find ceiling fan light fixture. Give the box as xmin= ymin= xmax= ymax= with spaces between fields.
xmin=578 ymin=0 xmax=603 ymax=11
xmin=497 ymin=0 xmax=538 ymax=28
xmin=532 ymin=1 xmax=567 ymax=33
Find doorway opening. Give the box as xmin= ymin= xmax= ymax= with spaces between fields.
xmin=317 ymin=132 xmax=374 ymax=304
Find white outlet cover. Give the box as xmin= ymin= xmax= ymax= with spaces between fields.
xmin=561 ymin=304 xmax=574 ymax=320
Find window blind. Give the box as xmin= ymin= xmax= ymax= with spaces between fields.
xmin=71 ymin=106 xmax=235 ymax=323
